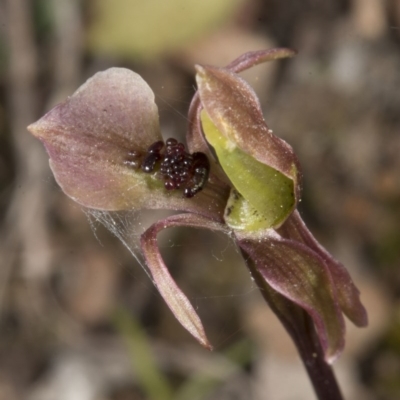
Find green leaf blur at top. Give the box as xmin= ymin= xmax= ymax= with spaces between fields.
xmin=201 ymin=111 xmax=295 ymax=231
xmin=87 ymin=0 xmax=245 ymax=60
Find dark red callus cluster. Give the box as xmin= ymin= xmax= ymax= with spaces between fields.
xmin=160 ymin=138 xmax=195 ymax=190
xmin=137 ymin=138 xmax=210 ymax=198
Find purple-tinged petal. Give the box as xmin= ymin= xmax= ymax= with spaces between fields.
xmin=140 ymin=213 xmax=229 ymax=350
xmin=28 ymin=68 xmax=161 ymax=210
xmin=238 ymin=231 xmax=345 ymax=362
xmin=195 ymin=65 xmax=302 ymax=204
xmin=187 ymin=93 xmax=210 ymax=155
xmin=278 ymin=211 xmax=368 ymax=327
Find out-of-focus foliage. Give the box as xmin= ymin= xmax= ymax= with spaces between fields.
xmin=87 ymin=0 xmax=245 ymax=60
xmin=115 ymin=307 xmax=254 ymax=400
xmin=114 ymin=308 xmax=174 ymax=400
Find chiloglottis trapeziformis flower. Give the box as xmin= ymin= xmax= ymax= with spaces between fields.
xmin=28 ymin=48 xmax=367 ymax=364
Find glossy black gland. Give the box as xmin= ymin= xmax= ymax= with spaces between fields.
xmin=148 ymin=141 xmax=164 ymax=154
xmin=141 ymin=141 xmax=164 ymax=172
xmin=165 ymin=138 xmax=178 ymax=146
xmin=184 ymin=153 xmax=210 ymax=198
xmin=123 ymin=150 xmax=141 ymax=169
xmin=138 ymin=137 xmax=210 ymax=198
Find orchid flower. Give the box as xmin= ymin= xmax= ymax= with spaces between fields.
xmin=28 ymin=49 xmax=367 ymax=400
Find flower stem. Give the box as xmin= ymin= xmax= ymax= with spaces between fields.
xmin=244 ymin=256 xmax=344 ymax=400
xmin=290 ymin=313 xmax=344 ymax=400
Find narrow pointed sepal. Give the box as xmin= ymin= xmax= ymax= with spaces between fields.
xmin=140 ymin=213 xmax=229 ymax=350
xmin=278 ymin=211 xmax=368 ymax=327
xmin=238 ymin=231 xmax=346 ymax=363
xmin=225 ymin=48 xmax=297 ymax=73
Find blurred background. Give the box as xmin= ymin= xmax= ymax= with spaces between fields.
xmin=1 ymin=0 xmax=400 ymax=399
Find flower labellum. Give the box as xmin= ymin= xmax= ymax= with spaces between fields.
xmin=28 ymin=68 xmax=228 ymax=219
